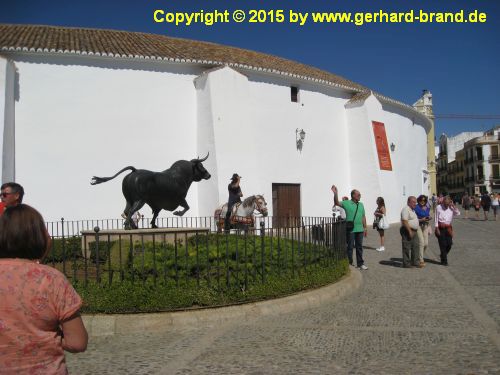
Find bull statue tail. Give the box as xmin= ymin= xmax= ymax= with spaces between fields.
xmin=90 ymin=166 xmax=137 ymax=185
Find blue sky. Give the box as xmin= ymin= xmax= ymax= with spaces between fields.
xmin=2 ymin=0 xmax=499 ymax=137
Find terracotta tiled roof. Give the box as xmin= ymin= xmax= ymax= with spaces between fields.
xmin=0 ymin=24 xmax=430 ymax=126
xmin=0 ymin=24 xmax=367 ymax=91
xmin=346 ymin=90 xmax=372 ymax=105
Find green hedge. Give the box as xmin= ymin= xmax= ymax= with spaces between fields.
xmin=49 ymin=233 xmax=349 ymax=313
xmin=127 ymin=233 xmax=332 ymax=281
xmin=75 ymin=258 xmax=349 ymax=313
xmin=47 ymin=237 xmax=109 ymax=263
xmin=50 ymin=234 xmax=337 ymax=283
xmin=46 ymin=237 xmax=82 ymax=262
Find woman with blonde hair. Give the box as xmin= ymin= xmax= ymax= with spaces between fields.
xmin=492 ymin=193 xmax=499 ymax=221
xmin=0 ymin=204 xmax=88 ymax=373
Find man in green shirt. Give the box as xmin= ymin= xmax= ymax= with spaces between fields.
xmin=332 ymin=185 xmax=368 ymax=270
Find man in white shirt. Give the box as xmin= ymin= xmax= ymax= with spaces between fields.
xmin=400 ymin=196 xmax=421 ymax=268
xmin=435 ymin=195 xmax=460 ymax=266
xmin=332 ymin=196 xmax=348 ymax=220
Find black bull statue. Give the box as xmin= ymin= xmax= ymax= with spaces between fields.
xmin=91 ymin=154 xmax=211 ymax=229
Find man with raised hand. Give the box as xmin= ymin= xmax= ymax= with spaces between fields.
xmin=332 ymin=185 xmax=368 ymax=270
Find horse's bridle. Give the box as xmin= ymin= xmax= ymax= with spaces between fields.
xmin=254 ymin=196 xmax=268 ymax=215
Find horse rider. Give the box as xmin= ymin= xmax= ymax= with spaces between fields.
xmin=225 ymin=173 xmax=243 ymax=233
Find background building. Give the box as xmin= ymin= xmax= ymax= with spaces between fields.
xmin=464 ymin=126 xmax=500 ymax=195
xmin=447 ymin=149 xmax=465 ymax=200
xmin=437 ymin=127 xmax=500 ymax=197
xmin=437 ymin=131 xmax=483 ymax=195
xmin=0 ymin=24 xmax=432 ymax=223
xmin=413 ymin=90 xmax=436 ymax=197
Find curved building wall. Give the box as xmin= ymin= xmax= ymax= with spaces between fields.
xmin=376 ymin=103 xmax=428 ymax=223
xmin=10 ymin=54 xmax=201 ymax=221
xmin=1 ymin=53 xmax=429 ymax=223
xmin=344 ymin=95 xmax=428 ymax=223
xmin=196 ymin=66 xmax=352 ymax=219
xmin=247 ymin=75 xmax=352 ymax=218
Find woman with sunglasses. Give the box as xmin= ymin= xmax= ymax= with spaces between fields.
xmin=415 ymin=194 xmax=431 ymax=267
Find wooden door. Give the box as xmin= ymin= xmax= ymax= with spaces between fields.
xmin=272 ymin=184 xmax=301 ymax=228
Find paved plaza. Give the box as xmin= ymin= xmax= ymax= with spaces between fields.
xmin=67 ymin=214 xmax=500 ymax=374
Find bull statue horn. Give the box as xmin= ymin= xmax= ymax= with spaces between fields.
xmin=197 ymin=152 xmax=209 ymax=162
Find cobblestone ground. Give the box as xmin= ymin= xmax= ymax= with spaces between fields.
xmin=67 ymin=214 xmax=500 ymax=374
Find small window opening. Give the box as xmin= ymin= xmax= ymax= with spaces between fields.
xmin=291 ymin=86 xmax=299 ymax=102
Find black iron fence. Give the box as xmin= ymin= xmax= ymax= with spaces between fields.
xmin=45 ymin=216 xmax=218 ymax=237
xmin=44 ymin=216 xmax=347 ymax=290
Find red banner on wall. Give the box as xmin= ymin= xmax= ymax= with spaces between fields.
xmin=372 ymin=121 xmax=392 ymax=171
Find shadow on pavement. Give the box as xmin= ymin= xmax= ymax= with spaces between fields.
xmin=424 ymin=257 xmax=441 ymax=265
xmin=380 ymin=257 xmax=444 ymax=268
xmin=379 ymin=257 xmax=403 ymax=268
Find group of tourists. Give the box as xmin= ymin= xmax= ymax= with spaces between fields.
xmin=0 ymin=182 xmax=88 ymax=372
xmin=0 ymin=175 xmax=496 ymax=373
xmin=460 ymin=192 xmax=499 ymax=221
xmin=400 ymin=194 xmax=460 ymax=268
xmin=331 ymin=185 xmax=464 ymax=270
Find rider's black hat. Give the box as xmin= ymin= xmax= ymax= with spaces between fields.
xmin=230 ymin=173 xmax=241 ymax=180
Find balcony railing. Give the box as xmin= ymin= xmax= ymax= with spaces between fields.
xmin=465 ymin=155 xmax=488 ymax=164
xmin=488 ymin=155 xmax=500 ymax=162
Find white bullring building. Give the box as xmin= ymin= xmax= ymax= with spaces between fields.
xmin=0 ymin=24 xmax=433 ymax=223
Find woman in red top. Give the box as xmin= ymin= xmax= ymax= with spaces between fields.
xmin=0 ymin=204 xmax=88 ymax=374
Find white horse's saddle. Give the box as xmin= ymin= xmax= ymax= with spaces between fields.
xmin=216 ymin=203 xmax=253 ymax=225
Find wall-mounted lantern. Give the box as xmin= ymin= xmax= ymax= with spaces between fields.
xmin=390 ymin=142 xmax=396 ymax=152
xmin=296 ymin=128 xmax=306 ymax=152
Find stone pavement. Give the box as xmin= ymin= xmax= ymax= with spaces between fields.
xmin=67 ymin=214 xmax=500 ymax=374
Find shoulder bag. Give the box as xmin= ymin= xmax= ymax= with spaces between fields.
xmin=346 ymin=203 xmax=359 ymax=232
xmin=378 ymin=214 xmax=390 ymax=230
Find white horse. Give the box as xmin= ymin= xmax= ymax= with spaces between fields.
xmin=214 ymin=195 xmax=268 ymax=232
